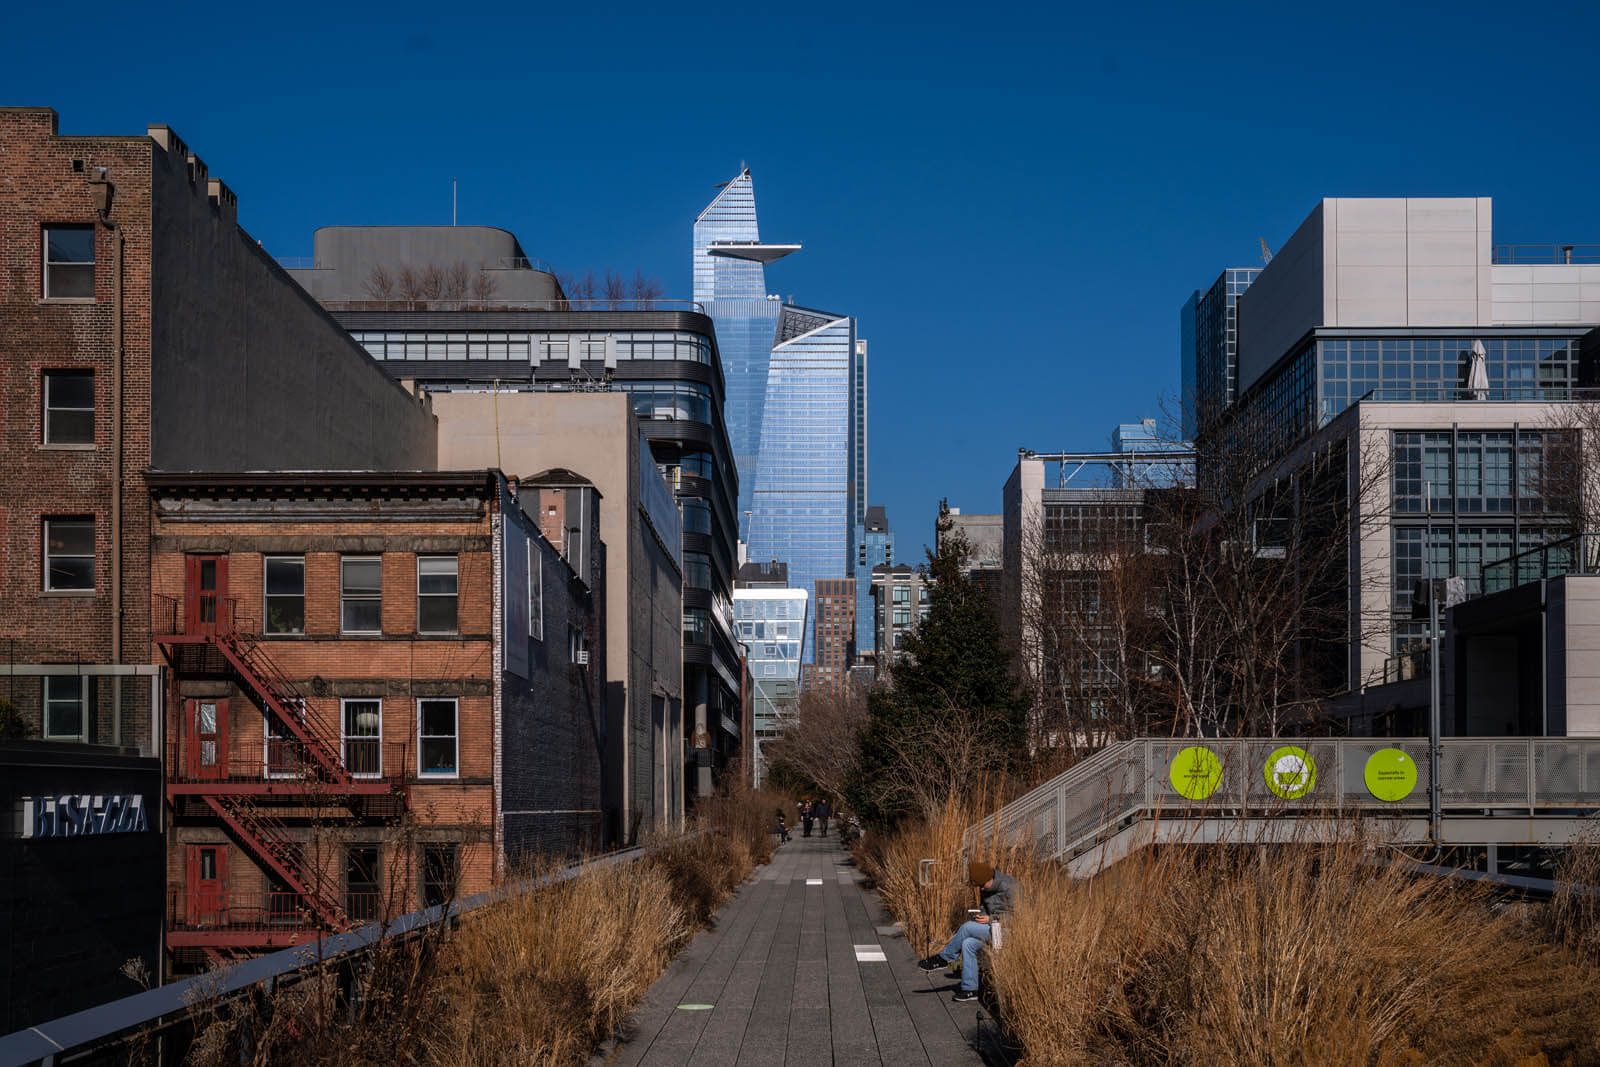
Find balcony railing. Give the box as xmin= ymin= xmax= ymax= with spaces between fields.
xmin=152 ymin=593 xmax=252 ymax=637
xmin=1492 ymin=244 xmax=1600 ymax=265
xmin=1483 ymin=533 xmax=1600 ymax=593
xmin=1382 ymin=646 xmax=1430 ymax=685
xmin=167 ymin=888 xmax=385 ymax=936
xmin=165 ymin=737 xmax=408 ymax=790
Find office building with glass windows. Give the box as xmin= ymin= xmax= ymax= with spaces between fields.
xmin=694 ymin=169 xmax=866 ymax=664
xmin=287 ymin=226 xmax=744 ymax=801
xmin=870 ymin=563 xmax=930 ymax=670
xmin=1180 ymin=267 xmax=1261 ymax=439
xmin=855 ymin=505 xmax=894 ymax=653
xmin=733 ymin=560 xmax=807 ymax=788
xmin=1189 ymin=197 xmax=1600 ymax=700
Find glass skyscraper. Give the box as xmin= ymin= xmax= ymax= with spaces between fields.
xmin=695 ymin=168 xmax=865 ymax=664
xmin=855 ymin=505 xmax=893 ymax=655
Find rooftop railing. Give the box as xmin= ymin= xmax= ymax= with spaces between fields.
xmin=1493 ymin=244 xmax=1600 ymax=265
xmin=1483 ymin=533 xmax=1600 ymax=593
xmin=273 ymin=256 xmax=557 ymax=273
xmin=319 ymin=297 xmax=706 ymax=314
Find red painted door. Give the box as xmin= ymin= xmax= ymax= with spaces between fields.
xmin=187 ymin=845 xmax=228 ymax=926
xmin=184 ymin=554 xmax=228 ymax=634
xmin=185 ymin=698 xmax=228 ymax=779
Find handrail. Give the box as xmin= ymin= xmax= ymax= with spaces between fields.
xmin=0 ymin=839 xmax=674 ymax=1064
xmin=967 ymin=736 xmax=1600 ymax=868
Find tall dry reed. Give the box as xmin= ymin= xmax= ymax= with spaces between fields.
xmin=185 ymin=786 xmax=786 ymax=1067
xmin=980 ymin=833 xmax=1600 ymax=1066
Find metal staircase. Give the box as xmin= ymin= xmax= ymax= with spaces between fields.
xmin=154 ymin=594 xmax=406 ymax=955
xmin=965 ymin=736 xmax=1600 ymax=877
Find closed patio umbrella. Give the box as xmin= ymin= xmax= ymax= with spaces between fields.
xmin=1466 ymin=340 xmax=1490 ymax=400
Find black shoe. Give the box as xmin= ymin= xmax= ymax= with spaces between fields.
xmin=951 ymin=989 xmax=978 ymax=1003
xmin=918 ymin=955 xmax=947 ymax=972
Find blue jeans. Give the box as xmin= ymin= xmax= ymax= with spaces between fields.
xmin=939 ymin=920 xmax=990 ymax=991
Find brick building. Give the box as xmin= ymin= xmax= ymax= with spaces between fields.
xmin=0 ymin=107 xmax=434 ymax=752
xmin=805 ymin=578 xmax=857 ymax=692
xmin=149 ymin=470 xmax=602 ymax=964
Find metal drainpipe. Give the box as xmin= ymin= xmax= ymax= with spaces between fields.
xmin=97 ymin=206 xmax=124 ymax=749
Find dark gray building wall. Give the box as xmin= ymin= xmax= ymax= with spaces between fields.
xmin=146 ymin=151 xmax=436 ymax=470
xmin=0 ymin=743 xmax=162 ymax=1034
xmin=287 ymin=226 xmax=562 ymax=304
xmin=502 ymin=505 xmax=604 ymax=861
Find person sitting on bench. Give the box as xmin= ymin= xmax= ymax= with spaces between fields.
xmin=917 ymin=861 xmax=1021 ymax=1002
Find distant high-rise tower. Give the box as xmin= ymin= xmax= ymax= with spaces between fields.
xmin=1180 ymin=267 xmax=1260 ymax=438
xmin=856 ymin=505 xmax=893 ymax=654
xmin=696 ymin=168 xmax=865 ymax=663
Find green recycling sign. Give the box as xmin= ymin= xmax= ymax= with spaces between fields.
xmin=1264 ymin=746 xmax=1317 ymax=799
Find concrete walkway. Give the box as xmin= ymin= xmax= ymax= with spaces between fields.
xmin=594 ymin=833 xmax=990 ymax=1066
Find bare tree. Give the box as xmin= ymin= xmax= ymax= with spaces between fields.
xmin=1014 ymin=399 xmax=1393 ymax=743
xmin=470 ymin=265 xmax=499 ymax=304
xmin=364 ymin=264 xmax=396 ymax=300
xmin=603 ymin=270 xmax=627 ymax=309
xmin=443 ymin=260 xmax=472 ymax=300
xmin=630 ymin=270 xmax=665 ymax=308
xmin=398 ymin=265 xmax=424 ymax=302
xmin=763 ymin=685 xmax=868 ymax=802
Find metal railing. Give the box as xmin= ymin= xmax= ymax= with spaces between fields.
xmin=167 ymin=889 xmax=387 ymax=935
xmin=1483 ymin=533 xmax=1600 ymax=592
xmin=275 ymin=256 xmax=317 ymax=269
xmin=0 ymin=840 xmax=674 ymax=1064
xmin=1493 ymin=244 xmax=1600 ymax=265
xmin=165 ymin=738 xmax=408 ymax=788
xmin=1351 ymin=385 xmax=1600 ymax=405
xmin=967 ymin=736 xmax=1600 ymax=866
xmin=1382 ymin=647 xmax=1430 ymax=684
xmin=317 ymin=297 xmax=706 ymax=314
xmin=495 ymin=256 xmax=555 ymax=273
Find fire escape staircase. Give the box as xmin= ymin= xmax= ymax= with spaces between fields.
xmin=155 ymin=601 xmax=408 ymax=943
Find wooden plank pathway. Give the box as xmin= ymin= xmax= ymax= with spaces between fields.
xmin=593 ymin=834 xmax=989 ymax=1066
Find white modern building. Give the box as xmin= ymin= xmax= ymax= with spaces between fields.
xmin=732 ymin=561 xmax=808 ymax=787
xmin=1193 ymin=197 xmax=1600 ymax=711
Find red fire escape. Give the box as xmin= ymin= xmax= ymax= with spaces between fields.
xmin=155 ymin=556 xmax=407 ymax=960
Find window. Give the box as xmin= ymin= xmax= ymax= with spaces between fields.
xmin=417 ymin=556 xmax=458 ymax=633
xmin=44 ymin=517 xmax=94 ymax=591
xmin=893 ymin=585 xmax=910 ymax=605
xmin=418 ymin=699 xmax=458 ymax=777
xmin=263 ymin=698 xmax=309 ymax=779
xmin=43 ymin=225 xmax=94 ymax=299
xmin=569 ymin=624 xmax=586 ymax=663
xmin=346 ymin=845 xmax=380 ymax=922
xmin=263 ymin=555 xmax=305 ymax=634
xmin=341 ymin=556 xmax=382 ymax=632
xmin=422 ymin=843 xmax=459 ymax=908
xmin=918 ymin=587 xmax=929 ymax=604
xmin=527 ymin=542 xmax=543 ymax=640
xmin=342 ymin=699 xmax=381 ymax=777
xmin=43 ymin=676 xmax=86 ymax=740
xmin=893 ymin=608 xmax=911 ymax=627
xmin=43 ymin=370 xmax=94 ymax=445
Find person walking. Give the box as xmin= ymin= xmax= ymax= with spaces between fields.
xmin=774 ymin=807 xmax=789 ymax=843
xmin=801 ymin=800 xmax=814 ymax=838
xmin=816 ymin=798 xmax=831 ymax=837
xmin=918 ymin=861 xmax=1021 ymax=1002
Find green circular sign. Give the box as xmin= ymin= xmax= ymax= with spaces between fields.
xmin=1169 ymin=746 xmax=1223 ymax=800
xmin=1264 ymin=746 xmax=1317 ymax=799
xmin=1363 ymin=748 xmax=1418 ymax=802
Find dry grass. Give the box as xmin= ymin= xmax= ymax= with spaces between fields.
xmin=184 ymin=787 xmax=785 ymax=1067
xmin=866 ymin=800 xmax=1600 ymax=1067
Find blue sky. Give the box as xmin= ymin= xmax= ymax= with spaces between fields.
xmin=7 ymin=1 xmax=1600 ymax=558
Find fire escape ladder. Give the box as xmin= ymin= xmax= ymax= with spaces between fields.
xmin=210 ymin=632 xmax=351 ymax=784
xmin=202 ymin=794 xmax=348 ymax=930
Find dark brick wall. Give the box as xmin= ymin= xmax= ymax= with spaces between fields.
xmin=502 ymin=509 xmax=604 ymax=861
xmin=0 ymin=108 xmax=156 ymax=748
xmin=0 ymin=742 xmax=162 ymax=1034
